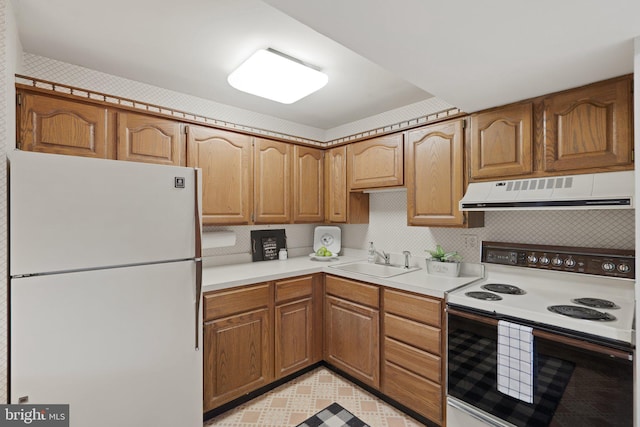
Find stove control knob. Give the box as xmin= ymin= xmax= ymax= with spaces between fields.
xmin=527 ymin=254 xmax=538 ymax=264
xmin=602 ymin=262 xmax=616 ymax=272
xmin=617 ymin=263 xmax=631 ymax=273
xmin=564 ymin=257 xmax=576 ymax=268
xmin=551 ymin=256 xmax=563 ymax=266
xmin=539 ymin=255 xmax=550 ymax=265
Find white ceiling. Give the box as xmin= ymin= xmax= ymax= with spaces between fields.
xmin=14 ymin=0 xmax=640 ymax=131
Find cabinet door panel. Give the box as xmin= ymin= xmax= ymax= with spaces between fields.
xmin=384 ymin=313 xmax=440 ymax=355
xmin=275 ymin=298 xmax=313 ymax=378
xmin=204 ymin=307 xmax=273 ymax=411
xmin=325 ymin=146 xmax=348 ymax=222
xmin=19 ymin=92 xmax=115 ymax=159
xmin=324 ymin=295 xmax=379 ymax=387
xmin=384 ymin=337 xmax=441 ymax=384
xmin=406 ymin=119 xmax=464 ymax=226
xmin=347 ymin=134 xmax=403 ymax=189
xmin=384 ymin=361 xmax=442 ymax=424
xmin=187 ymin=126 xmax=253 ymax=225
xmin=470 ymin=103 xmax=533 ymax=179
xmin=325 ymin=147 xmax=369 ymax=224
xmin=543 ymin=78 xmax=632 ymax=172
xmin=117 ymin=112 xmax=183 ymax=166
xmin=293 ymin=146 xmax=324 ymax=223
xmin=383 ymin=289 xmax=441 ymax=327
xmin=254 ymin=138 xmax=291 ymax=224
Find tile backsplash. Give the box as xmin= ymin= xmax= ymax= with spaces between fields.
xmin=204 ymin=190 xmax=634 ymax=266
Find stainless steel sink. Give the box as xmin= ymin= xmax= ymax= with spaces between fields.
xmin=329 ymin=261 xmax=420 ymax=278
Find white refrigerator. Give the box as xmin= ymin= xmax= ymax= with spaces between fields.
xmin=9 ymin=150 xmax=203 ymax=427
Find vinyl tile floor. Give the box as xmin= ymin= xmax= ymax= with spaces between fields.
xmin=203 ymin=367 xmax=425 ymax=427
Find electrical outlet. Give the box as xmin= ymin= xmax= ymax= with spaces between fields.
xmin=463 ymin=234 xmax=478 ymax=250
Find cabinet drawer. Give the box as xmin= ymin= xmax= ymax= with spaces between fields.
xmin=384 ymin=313 xmax=440 ymax=355
xmin=204 ymin=283 xmax=270 ymax=321
xmin=384 ymin=337 xmax=441 ymax=384
xmin=275 ymin=275 xmax=313 ymax=304
xmin=325 ymin=275 xmax=379 ymax=308
xmin=383 ymin=289 xmax=441 ymax=327
xmin=383 ymin=361 xmax=442 ymax=424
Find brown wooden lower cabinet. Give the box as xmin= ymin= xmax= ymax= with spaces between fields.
xmin=384 ymin=361 xmax=443 ymax=423
xmin=324 ymin=295 xmax=380 ymax=388
xmin=274 ymin=274 xmax=322 ymax=379
xmin=203 ymin=275 xmax=446 ymax=426
xmin=204 ymin=274 xmax=322 ymax=413
xmin=324 ymin=275 xmax=380 ymax=388
xmin=203 ymin=283 xmax=273 ymax=412
xmin=382 ymin=288 xmax=445 ymax=425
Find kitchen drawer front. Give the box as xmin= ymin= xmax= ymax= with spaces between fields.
xmin=383 ymin=361 xmax=442 ymax=424
xmin=204 ymin=283 xmax=271 ymax=321
xmin=325 ymin=275 xmax=379 ymax=308
xmin=384 ymin=313 xmax=440 ymax=355
xmin=383 ymin=288 xmax=441 ymax=327
xmin=384 ymin=337 xmax=441 ymax=384
xmin=275 ymin=275 xmax=313 ymax=304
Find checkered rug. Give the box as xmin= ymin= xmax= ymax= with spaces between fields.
xmin=296 ymin=402 xmax=370 ymax=427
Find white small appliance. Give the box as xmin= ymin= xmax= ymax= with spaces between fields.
xmin=311 ymin=226 xmax=341 ymax=259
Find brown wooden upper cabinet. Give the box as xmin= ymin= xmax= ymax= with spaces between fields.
xmin=543 ymin=76 xmax=632 ymax=173
xmin=347 ymin=134 xmax=404 ymax=190
xmin=324 ymin=146 xmax=369 ymax=224
xmin=117 ymin=112 xmax=185 ymax=166
xmin=254 ymin=138 xmax=292 ymax=224
xmin=406 ymin=119 xmax=483 ymax=228
xmin=293 ymin=145 xmax=324 ymax=223
xmin=468 ymin=75 xmax=633 ymax=181
xmin=17 ymin=91 xmax=116 ymax=159
xmin=186 ymin=125 xmax=253 ymax=225
xmin=469 ymin=102 xmax=533 ymax=180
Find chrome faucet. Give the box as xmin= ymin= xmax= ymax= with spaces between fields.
xmin=403 ymin=251 xmax=411 ymax=269
xmin=375 ymin=249 xmax=390 ymax=265
xmin=368 ymin=242 xmax=390 ymax=265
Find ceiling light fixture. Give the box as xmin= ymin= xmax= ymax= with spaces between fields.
xmin=228 ymin=48 xmax=328 ymax=104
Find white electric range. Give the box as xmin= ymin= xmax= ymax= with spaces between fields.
xmin=447 ymin=241 xmax=635 ymax=345
xmin=446 ymin=241 xmax=635 ymax=427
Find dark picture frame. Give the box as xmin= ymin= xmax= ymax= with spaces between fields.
xmin=250 ymin=229 xmax=287 ymax=261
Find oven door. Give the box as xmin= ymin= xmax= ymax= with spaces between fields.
xmin=447 ymin=306 xmax=633 ymax=427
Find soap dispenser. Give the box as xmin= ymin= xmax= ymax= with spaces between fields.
xmin=367 ymin=242 xmax=376 ymax=263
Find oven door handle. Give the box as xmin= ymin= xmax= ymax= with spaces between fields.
xmin=447 ymin=396 xmax=514 ymax=427
xmin=447 ymin=307 xmax=633 ymax=361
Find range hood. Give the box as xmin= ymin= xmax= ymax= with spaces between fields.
xmin=460 ymin=171 xmax=634 ymax=211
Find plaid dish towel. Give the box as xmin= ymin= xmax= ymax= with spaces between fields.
xmin=497 ymin=320 xmax=534 ymax=403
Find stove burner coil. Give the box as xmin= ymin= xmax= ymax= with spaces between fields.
xmin=480 ymin=283 xmax=526 ymax=295
xmin=547 ymin=305 xmax=616 ymax=321
xmin=465 ymin=291 xmax=503 ymax=301
xmin=571 ymin=298 xmax=619 ymax=309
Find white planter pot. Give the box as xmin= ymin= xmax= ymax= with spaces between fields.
xmin=426 ymin=259 xmax=461 ymax=277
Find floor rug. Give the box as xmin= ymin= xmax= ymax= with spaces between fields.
xmin=448 ymin=328 xmax=575 ymax=427
xmin=296 ymin=402 xmax=370 ymax=427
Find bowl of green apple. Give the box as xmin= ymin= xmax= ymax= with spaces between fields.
xmin=309 ymin=246 xmax=338 ymax=261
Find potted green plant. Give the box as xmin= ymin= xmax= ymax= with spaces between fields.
xmin=426 ymin=245 xmax=462 ymax=277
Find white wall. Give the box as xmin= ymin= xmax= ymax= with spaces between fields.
xmin=1 ymin=0 xmax=23 ymax=403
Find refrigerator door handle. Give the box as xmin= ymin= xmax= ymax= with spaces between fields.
xmin=195 ymin=259 xmax=202 ymax=350
xmin=194 ymin=169 xmax=202 ymax=259
xmin=194 ymin=168 xmax=203 ymax=350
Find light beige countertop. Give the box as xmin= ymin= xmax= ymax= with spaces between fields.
xmin=202 ymin=253 xmax=484 ymax=299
